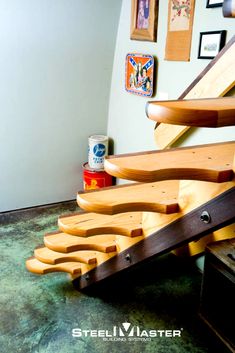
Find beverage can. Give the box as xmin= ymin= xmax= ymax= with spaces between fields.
xmin=88 ymin=135 xmax=109 ymax=170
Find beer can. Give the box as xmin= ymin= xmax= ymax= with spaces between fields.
xmin=88 ymin=135 xmax=109 ymax=170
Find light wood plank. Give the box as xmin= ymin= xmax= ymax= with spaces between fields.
xmin=43 ymin=231 xmax=145 ymax=261
xmin=154 ymin=35 xmax=235 ymax=148
xmin=34 ymin=247 xmax=97 ymax=265
xmin=34 ymin=246 xmax=117 ymax=266
xmin=77 ymin=181 xmax=179 ymax=215
xmin=26 ymin=257 xmax=83 ymax=275
xmin=147 ymin=97 xmax=235 ymax=127
xmin=142 ymin=179 xmax=235 ymax=236
xmin=105 ymin=141 xmax=235 ymax=183
xmin=58 ymin=212 xmax=143 ymax=237
xmin=173 ymin=223 xmax=235 ymax=257
xmin=44 ymin=232 xmax=117 ymax=253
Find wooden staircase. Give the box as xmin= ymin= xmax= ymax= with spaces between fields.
xmin=26 ymin=97 xmax=235 ymax=290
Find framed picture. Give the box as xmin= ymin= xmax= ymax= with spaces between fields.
xmin=130 ymin=0 xmax=159 ymax=42
xmin=125 ymin=53 xmax=154 ymax=97
xmin=198 ymin=30 xmax=226 ymax=59
xmin=206 ymin=0 xmax=223 ymax=7
xmin=223 ymin=0 xmax=235 ymax=17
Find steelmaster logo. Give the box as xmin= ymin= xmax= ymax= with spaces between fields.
xmin=72 ymin=322 xmax=183 ymax=342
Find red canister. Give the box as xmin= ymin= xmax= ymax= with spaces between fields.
xmin=83 ymin=163 xmax=113 ymax=190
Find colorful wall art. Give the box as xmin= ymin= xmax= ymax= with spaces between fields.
xmin=125 ymin=53 xmax=154 ymax=97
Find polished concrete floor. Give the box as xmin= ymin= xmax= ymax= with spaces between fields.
xmin=0 ymin=202 xmax=229 ymax=353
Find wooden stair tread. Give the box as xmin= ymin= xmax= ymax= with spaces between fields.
xmin=44 ymin=232 xmax=117 ymax=253
xmin=34 ymin=247 xmax=98 ymax=265
xmin=147 ymin=97 xmax=235 ymax=127
xmin=77 ymin=181 xmax=179 ymax=215
xmin=58 ymin=212 xmax=143 ymax=237
xmin=104 ymin=141 xmax=235 ymax=183
xmin=154 ymin=35 xmax=235 ymax=148
xmin=26 ymin=257 xmax=83 ymax=275
xmin=26 ymin=251 xmax=118 ymax=276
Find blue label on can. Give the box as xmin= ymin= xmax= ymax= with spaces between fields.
xmin=93 ymin=144 xmax=106 ymax=157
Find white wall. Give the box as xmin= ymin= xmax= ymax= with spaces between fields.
xmin=107 ymin=0 xmax=235 ymax=155
xmin=0 ymin=0 xmax=121 ymax=212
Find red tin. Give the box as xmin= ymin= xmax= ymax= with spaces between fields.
xmin=83 ymin=163 xmax=113 ymax=190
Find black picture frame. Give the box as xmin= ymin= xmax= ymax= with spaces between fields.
xmin=198 ymin=30 xmax=226 ymax=59
xmin=206 ymin=0 xmax=223 ymax=7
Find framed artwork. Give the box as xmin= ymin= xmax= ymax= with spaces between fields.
xmin=206 ymin=0 xmax=223 ymax=7
xmin=125 ymin=53 xmax=154 ymax=97
xmin=130 ymin=0 xmax=159 ymax=42
xmin=198 ymin=30 xmax=226 ymax=59
xmin=223 ymin=0 xmax=235 ymax=17
xmin=165 ymin=0 xmax=196 ymax=61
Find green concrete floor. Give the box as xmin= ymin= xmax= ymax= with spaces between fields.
xmin=0 ymin=202 xmax=228 ymax=353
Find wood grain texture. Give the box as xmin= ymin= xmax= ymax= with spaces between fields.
xmin=74 ymin=186 xmax=235 ymax=289
xmin=44 ymin=232 xmax=117 ymax=253
xmin=147 ymin=97 xmax=235 ymax=127
xmin=58 ymin=211 xmax=143 ymax=237
xmin=142 ymin=179 xmax=235 ymax=236
xmin=27 ymin=251 xmax=118 ymax=277
xmin=115 ymin=234 xmax=145 ymax=253
xmin=26 ymin=257 xmax=83 ymax=275
xmin=43 ymin=231 xmax=144 ymax=262
xmin=173 ymin=223 xmax=235 ymax=257
xmin=104 ymin=141 xmax=235 ymax=183
xmin=77 ymin=180 xmax=179 ymax=215
xmin=143 ymin=178 xmax=235 ymax=257
xmin=34 ymin=247 xmax=97 ymax=265
xmin=154 ymin=35 xmax=235 ymax=148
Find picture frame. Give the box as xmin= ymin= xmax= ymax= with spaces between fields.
xmin=223 ymin=0 xmax=235 ymax=17
xmin=206 ymin=0 xmax=223 ymax=8
xmin=130 ymin=0 xmax=159 ymax=42
xmin=125 ymin=53 xmax=154 ymax=97
xmin=198 ymin=30 xmax=226 ymax=59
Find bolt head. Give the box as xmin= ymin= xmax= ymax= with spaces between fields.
xmin=200 ymin=211 xmax=211 ymax=224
